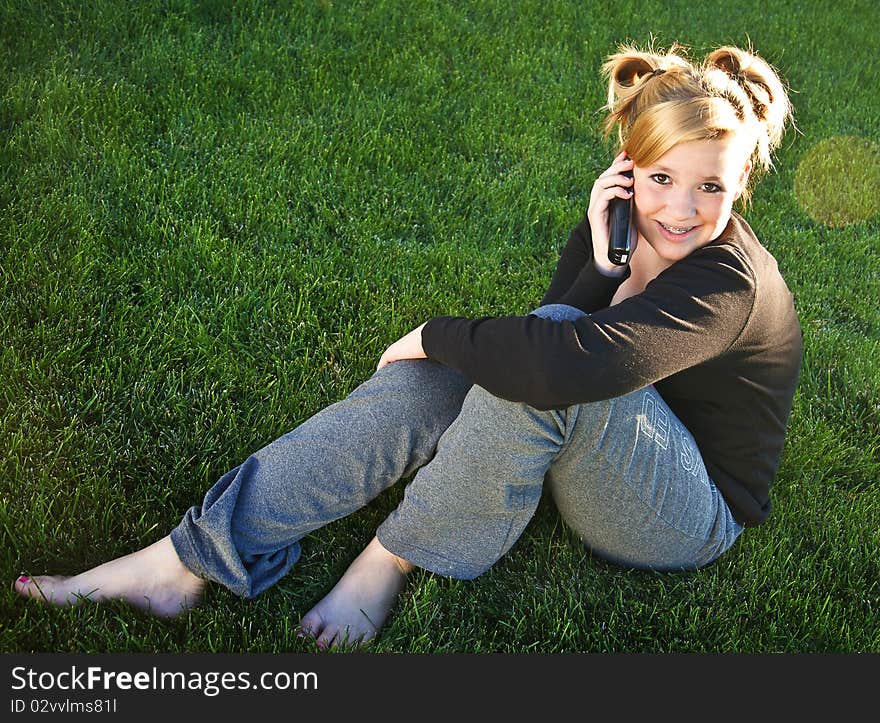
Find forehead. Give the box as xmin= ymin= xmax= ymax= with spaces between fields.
xmin=649 ymin=138 xmax=749 ymax=177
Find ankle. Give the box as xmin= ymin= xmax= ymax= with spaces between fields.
xmin=151 ymin=536 xmax=198 ymax=578
xmin=371 ymin=536 xmax=415 ymax=576
xmin=390 ymin=552 xmax=415 ymax=576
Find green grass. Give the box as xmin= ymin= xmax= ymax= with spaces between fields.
xmin=2 ymin=0 xmax=878 ymax=653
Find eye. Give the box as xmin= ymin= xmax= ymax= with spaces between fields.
xmin=701 ymin=183 xmax=724 ymax=193
xmin=650 ymin=173 xmax=670 ymax=185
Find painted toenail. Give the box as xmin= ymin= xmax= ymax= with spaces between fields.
xmin=17 ymin=576 xmax=30 ymax=584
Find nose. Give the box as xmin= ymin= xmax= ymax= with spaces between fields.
xmin=667 ymin=188 xmax=696 ymax=221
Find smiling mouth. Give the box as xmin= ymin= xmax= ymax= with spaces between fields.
xmin=656 ymin=220 xmax=699 ymax=237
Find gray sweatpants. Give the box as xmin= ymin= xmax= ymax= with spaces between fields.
xmin=170 ymin=304 xmax=742 ymax=598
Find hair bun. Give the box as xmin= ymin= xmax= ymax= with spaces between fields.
xmin=706 ymin=46 xmax=746 ymax=79
xmin=605 ymin=42 xmax=690 ymax=90
xmin=704 ymin=46 xmax=790 ymax=148
xmin=612 ymin=54 xmax=661 ymax=87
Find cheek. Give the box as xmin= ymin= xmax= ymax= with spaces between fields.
xmin=701 ymin=195 xmax=730 ymax=222
xmin=633 ymin=182 xmax=661 ymax=212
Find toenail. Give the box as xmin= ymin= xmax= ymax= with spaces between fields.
xmin=17 ymin=576 xmax=30 ymax=584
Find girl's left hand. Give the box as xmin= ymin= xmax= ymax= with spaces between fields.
xmin=376 ymin=322 xmax=428 ymax=370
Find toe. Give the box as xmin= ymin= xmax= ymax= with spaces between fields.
xmin=316 ymin=626 xmax=339 ymax=651
xmin=297 ymin=609 xmax=325 ymax=639
xmin=329 ymin=626 xmax=372 ymax=651
xmin=14 ymin=575 xmax=57 ymax=602
xmin=14 ymin=575 xmax=45 ymax=598
xmin=20 ymin=575 xmax=84 ymax=606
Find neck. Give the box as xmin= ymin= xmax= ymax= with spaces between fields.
xmin=630 ymin=234 xmax=672 ymax=283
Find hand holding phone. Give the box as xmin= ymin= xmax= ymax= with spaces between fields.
xmin=587 ymin=152 xmax=635 ymax=274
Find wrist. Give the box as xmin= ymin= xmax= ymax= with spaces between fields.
xmin=593 ymin=259 xmax=629 ymax=278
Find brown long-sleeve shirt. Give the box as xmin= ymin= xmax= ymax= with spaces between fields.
xmin=422 ymin=210 xmax=802 ymax=526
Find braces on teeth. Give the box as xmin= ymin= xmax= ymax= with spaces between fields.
xmin=660 ymin=222 xmax=694 ymax=234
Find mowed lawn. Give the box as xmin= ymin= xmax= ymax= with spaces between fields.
xmin=1 ymin=0 xmax=878 ymax=653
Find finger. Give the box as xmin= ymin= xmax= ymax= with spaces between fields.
xmin=598 ymin=156 xmax=635 ymax=178
xmin=603 ymin=185 xmax=634 ymax=201
xmin=591 ymin=185 xmax=633 ymax=211
xmin=595 ymin=172 xmax=635 ymax=190
xmin=590 ymin=175 xmax=634 ymax=203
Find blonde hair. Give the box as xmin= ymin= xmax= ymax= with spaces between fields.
xmin=601 ymin=41 xmax=793 ymax=204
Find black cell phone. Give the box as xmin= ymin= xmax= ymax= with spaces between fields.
xmin=607 ymin=169 xmax=634 ymax=265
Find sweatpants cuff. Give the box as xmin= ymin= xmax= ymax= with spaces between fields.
xmin=375 ymin=525 xmax=487 ymax=581
xmin=169 ymin=520 xmax=211 ymax=582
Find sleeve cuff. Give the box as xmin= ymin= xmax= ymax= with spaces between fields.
xmin=555 ymin=258 xmax=631 ymax=311
xmin=422 ymin=315 xmax=458 ymax=365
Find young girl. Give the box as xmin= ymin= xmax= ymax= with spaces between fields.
xmin=15 ymin=42 xmax=801 ymax=651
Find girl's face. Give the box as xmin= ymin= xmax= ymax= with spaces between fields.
xmin=631 ymin=137 xmax=753 ymax=266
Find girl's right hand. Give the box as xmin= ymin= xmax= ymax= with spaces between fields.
xmin=587 ymin=151 xmax=635 ymax=275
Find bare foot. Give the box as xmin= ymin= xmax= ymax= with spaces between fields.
xmin=298 ymin=536 xmax=415 ymax=650
xmin=13 ymin=535 xmax=205 ymax=618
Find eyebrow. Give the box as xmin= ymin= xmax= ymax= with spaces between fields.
xmin=653 ymin=166 xmax=724 ymax=182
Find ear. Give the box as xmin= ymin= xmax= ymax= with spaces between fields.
xmin=734 ymin=159 xmax=752 ymax=200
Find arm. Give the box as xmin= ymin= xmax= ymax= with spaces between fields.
xmin=541 ymin=153 xmax=635 ymax=310
xmin=377 ymin=154 xmax=637 ymax=373
xmin=422 ymin=243 xmax=756 ymax=409
xmin=539 ymin=212 xmax=591 ymax=306
xmin=539 ymin=212 xmax=632 ymax=312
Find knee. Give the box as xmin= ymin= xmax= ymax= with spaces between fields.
xmin=365 ymin=359 xmax=473 ymax=421
xmin=529 ymin=304 xmax=588 ymax=323
xmin=461 ymin=381 xmax=552 ymax=422
xmin=374 ymin=358 xmax=470 ymax=395
xmin=459 ymin=382 xmax=523 ymax=417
